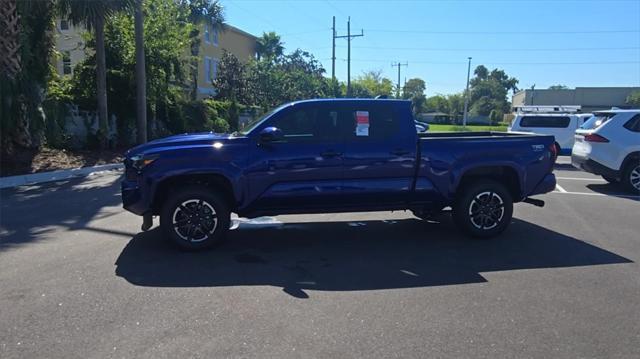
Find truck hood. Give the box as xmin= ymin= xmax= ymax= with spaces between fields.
xmin=125 ymin=132 xmax=232 ymax=157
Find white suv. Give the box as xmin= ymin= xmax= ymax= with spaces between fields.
xmin=572 ymin=109 xmax=640 ymax=193
xmin=509 ymin=113 xmax=591 ymax=155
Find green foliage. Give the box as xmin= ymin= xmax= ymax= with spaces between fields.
xmin=548 ymin=84 xmax=569 ymax=90
xmin=625 ymin=91 xmax=640 ymax=107
xmin=488 ymin=109 xmax=504 ymax=125
xmin=468 ymin=65 xmax=518 ymax=116
xmin=351 ymin=70 xmax=393 ymax=98
xmin=256 ymin=31 xmax=284 ymax=61
xmin=402 ymin=78 xmax=426 ymax=114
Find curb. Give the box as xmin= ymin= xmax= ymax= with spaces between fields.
xmin=0 ymin=163 xmax=124 ymax=189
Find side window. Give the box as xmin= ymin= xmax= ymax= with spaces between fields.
xmin=520 ymin=116 xmax=571 ymax=128
xmin=623 ymin=114 xmax=640 ymax=132
xmin=272 ymin=108 xmax=318 ymax=142
xmin=346 ymin=106 xmax=398 ymax=140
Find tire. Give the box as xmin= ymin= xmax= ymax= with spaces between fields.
xmin=160 ymin=185 xmax=230 ymax=250
xmin=621 ymin=161 xmax=640 ymax=194
xmin=601 ymin=175 xmax=619 ymax=184
xmin=452 ymin=179 xmax=513 ymax=238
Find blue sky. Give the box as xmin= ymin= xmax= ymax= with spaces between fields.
xmin=221 ymin=0 xmax=640 ymax=96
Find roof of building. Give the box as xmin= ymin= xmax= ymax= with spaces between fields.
xmin=225 ymin=24 xmax=258 ymax=40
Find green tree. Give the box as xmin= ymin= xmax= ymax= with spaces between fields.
xmin=256 ymin=31 xmax=284 ymax=61
xmin=548 ymin=84 xmax=569 ymax=90
xmin=1 ymin=0 xmax=56 ymax=155
xmin=213 ymin=51 xmax=251 ymax=104
xmin=625 ymin=91 xmax=640 ymax=107
xmin=351 ymin=70 xmax=393 ymax=98
xmin=71 ymin=0 xmax=193 ymax=143
xmin=402 ymin=78 xmax=426 ymax=114
xmin=469 ymin=65 xmax=518 ymax=116
xmin=57 ymin=0 xmax=133 ymax=148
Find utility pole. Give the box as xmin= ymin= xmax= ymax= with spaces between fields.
xmin=335 ymin=17 xmax=363 ymax=97
xmin=331 ymin=16 xmax=336 ymax=81
xmin=462 ymin=57 xmax=472 ymax=127
xmin=391 ymin=62 xmax=408 ymax=98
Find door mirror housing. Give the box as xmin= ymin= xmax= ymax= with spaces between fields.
xmin=259 ymin=127 xmax=284 ymax=144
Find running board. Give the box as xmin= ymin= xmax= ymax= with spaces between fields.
xmin=523 ymin=197 xmax=545 ymax=207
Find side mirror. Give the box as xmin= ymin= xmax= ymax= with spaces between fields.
xmin=259 ymin=127 xmax=284 ymax=144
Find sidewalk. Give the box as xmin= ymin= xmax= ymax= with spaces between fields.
xmin=0 ymin=163 xmax=123 ymax=189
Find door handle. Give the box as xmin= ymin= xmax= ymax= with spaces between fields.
xmin=321 ymin=150 xmax=342 ymax=158
xmin=390 ymin=149 xmax=410 ymax=156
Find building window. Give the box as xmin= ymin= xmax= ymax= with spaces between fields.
xmin=204 ymin=23 xmax=210 ymax=44
xmin=212 ymin=58 xmax=219 ymax=81
xmin=60 ymin=20 xmax=69 ymax=30
xmin=212 ymin=27 xmax=219 ymax=46
xmin=62 ymin=51 xmax=72 ymax=75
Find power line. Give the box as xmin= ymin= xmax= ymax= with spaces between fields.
xmin=364 ymin=29 xmax=640 ymax=35
xmin=341 ymin=59 xmax=640 ymax=65
xmin=335 ymin=17 xmax=364 ymax=96
xmin=347 ymin=46 xmax=640 ymax=52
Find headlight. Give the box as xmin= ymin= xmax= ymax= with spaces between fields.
xmin=130 ymin=154 xmax=159 ymax=171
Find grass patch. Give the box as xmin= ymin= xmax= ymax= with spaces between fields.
xmin=428 ymin=124 xmax=508 ymax=132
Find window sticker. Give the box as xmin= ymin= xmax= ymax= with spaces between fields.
xmin=355 ymin=111 xmax=369 ymax=136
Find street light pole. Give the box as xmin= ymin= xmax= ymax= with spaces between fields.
xmin=462 ymin=57 xmax=472 ymax=127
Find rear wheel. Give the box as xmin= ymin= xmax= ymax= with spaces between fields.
xmin=160 ymin=186 xmax=230 ymax=250
xmin=452 ymin=179 xmax=513 ymax=238
xmin=621 ymin=162 xmax=640 ymax=194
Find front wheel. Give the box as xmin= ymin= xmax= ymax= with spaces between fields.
xmin=452 ymin=179 xmax=513 ymax=238
xmin=160 ymin=186 xmax=230 ymax=250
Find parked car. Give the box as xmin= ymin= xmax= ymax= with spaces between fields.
xmin=122 ymin=99 xmax=557 ymax=250
xmin=509 ymin=109 xmax=592 ymax=155
xmin=572 ymin=109 xmax=640 ymax=193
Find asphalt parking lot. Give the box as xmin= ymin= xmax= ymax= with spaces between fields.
xmin=1 ymin=156 xmax=639 ymax=358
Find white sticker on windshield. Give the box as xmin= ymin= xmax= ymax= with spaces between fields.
xmin=356 ymin=111 xmax=369 ymax=136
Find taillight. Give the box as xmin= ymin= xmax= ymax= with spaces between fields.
xmin=549 ymin=143 xmax=558 ymax=162
xmin=584 ymin=134 xmax=609 ymax=143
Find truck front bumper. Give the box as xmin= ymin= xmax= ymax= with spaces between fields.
xmin=121 ymin=179 xmax=148 ymax=216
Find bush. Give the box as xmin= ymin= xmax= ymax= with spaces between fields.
xmin=489 ymin=109 xmax=504 ymax=125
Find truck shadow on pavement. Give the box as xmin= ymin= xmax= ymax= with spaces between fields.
xmin=115 ymin=217 xmax=632 ymax=298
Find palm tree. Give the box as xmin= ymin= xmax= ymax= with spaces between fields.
xmin=256 ymin=31 xmax=284 ymax=61
xmin=57 ymin=0 xmax=132 ymax=148
xmin=1 ymin=0 xmax=55 ymax=155
xmin=134 ymin=0 xmax=146 ymax=143
xmin=184 ymin=0 xmax=225 ymax=101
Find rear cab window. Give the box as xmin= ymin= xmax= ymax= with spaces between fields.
xmin=519 ymin=116 xmax=571 ymax=128
xmin=344 ymin=105 xmax=400 ymax=141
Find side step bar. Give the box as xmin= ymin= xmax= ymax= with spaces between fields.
xmin=522 ymin=197 xmax=545 ymax=207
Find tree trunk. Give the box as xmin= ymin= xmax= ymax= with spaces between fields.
xmin=134 ymin=0 xmax=147 ymax=144
xmin=94 ymin=12 xmax=108 ymax=148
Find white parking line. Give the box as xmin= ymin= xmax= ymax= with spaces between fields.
xmin=556 ymin=176 xmax=606 ymax=182
xmin=551 ymin=191 xmax=639 ymax=199
xmin=555 ymin=184 xmax=568 ymax=193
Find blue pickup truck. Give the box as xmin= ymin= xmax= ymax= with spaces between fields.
xmin=122 ymin=99 xmax=557 ymax=250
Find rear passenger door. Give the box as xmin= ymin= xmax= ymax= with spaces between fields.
xmin=340 ymin=103 xmax=417 ymax=206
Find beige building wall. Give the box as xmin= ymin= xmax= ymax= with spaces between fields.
xmin=52 ymin=19 xmax=91 ymax=76
xmin=512 ymin=87 xmax=640 ymax=112
xmin=196 ymin=24 xmax=257 ymax=99
xmin=51 ymin=18 xmax=257 ymax=98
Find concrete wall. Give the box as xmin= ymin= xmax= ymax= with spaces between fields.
xmin=512 ymin=87 xmax=640 ymax=111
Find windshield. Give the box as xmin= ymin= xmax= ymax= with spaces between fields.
xmin=234 ymin=103 xmax=290 ymax=136
xmin=580 ymin=113 xmax=615 ymax=130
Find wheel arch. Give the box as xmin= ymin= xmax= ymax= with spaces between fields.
xmin=457 ymin=165 xmax=522 ymax=201
xmin=151 ymin=173 xmax=236 ymax=215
